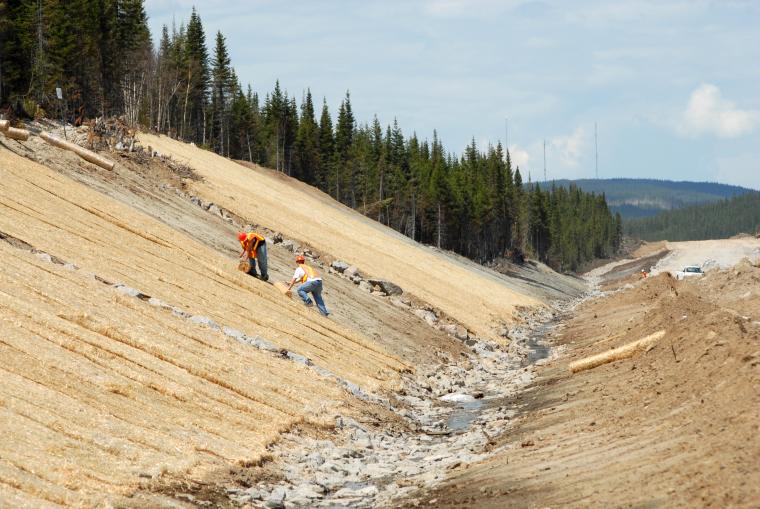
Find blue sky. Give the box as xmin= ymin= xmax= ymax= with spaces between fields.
xmin=145 ymin=0 xmax=760 ymax=188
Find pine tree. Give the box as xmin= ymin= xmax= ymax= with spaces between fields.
xmin=317 ymin=98 xmax=334 ymax=191
xmin=210 ymin=30 xmax=231 ymax=155
xmin=182 ymin=7 xmax=209 ymax=142
xmin=294 ymin=89 xmax=320 ymax=184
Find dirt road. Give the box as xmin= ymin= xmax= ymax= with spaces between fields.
xmin=411 ymin=244 xmax=760 ymax=508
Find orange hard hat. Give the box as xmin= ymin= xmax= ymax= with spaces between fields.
xmin=295 ymin=255 xmax=305 ymax=264
xmin=238 ymin=232 xmax=247 ymax=241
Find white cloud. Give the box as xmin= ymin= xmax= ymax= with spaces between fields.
xmin=678 ymin=83 xmax=760 ymax=138
xmin=509 ymin=145 xmax=531 ymax=170
xmin=507 ymin=126 xmax=590 ymax=180
xmin=550 ymin=126 xmax=588 ymax=168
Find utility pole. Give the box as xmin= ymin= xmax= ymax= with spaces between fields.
xmin=543 ymin=139 xmax=547 ymax=182
xmin=595 ymin=122 xmax=599 ymax=179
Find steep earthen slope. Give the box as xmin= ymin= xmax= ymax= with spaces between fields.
xmin=140 ymin=133 xmax=541 ymax=339
xmin=0 ymin=147 xmax=405 ymax=507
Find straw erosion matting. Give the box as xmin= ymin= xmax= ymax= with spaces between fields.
xmin=0 ymin=147 xmax=405 ymax=507
xmin=140 ymin=133 xmax=541 ymax=339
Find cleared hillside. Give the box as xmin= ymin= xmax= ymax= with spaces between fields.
xmin=0 ymin=146 xmax=410 ymax=507
xmin=140 ymin=133 xmax=541 ymax=339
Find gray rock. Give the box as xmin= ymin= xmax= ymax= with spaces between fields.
xmin=334 ymin=485 xmax=378 ymax=498
xmin=306 ymin=452 xmax=325 ymax=467
xmin=354 ymin=436 xmax=373 ymax=449
xmin=266 ymin=486 xmax=287 ymax=508
xmin=331 ymin=260 xmax=350 ymax=272
xmin=207 ymin=204 xmax=222 ymax=216
xmin=244 ymin=487 xmax=263 ymax=500
xmin=113 ymin=284 xmax=141 ymax=298
xmin=281 ymin=240 xmax=299 ymax=252
xmin=189 ymin=315 xmax=220 ymax=330
xmin=751 ymin=321 xmax=760 ymax=329
xmin=454 ymin=325 xmax=469 ymax=340
xmin=359 ymin=280 xmax=373 ymax=292
xmin=350 ymin=275 xmax=363 ymax=284
xmin=368 ymin=279 xmax=403 ymax=296
xmin=390 ymin=296 xmax=411 ymax=309
xmin=344 ymin=265 xmax=360 ymax=278
xmin=413 ymin=309 xmax=438 ymax=327
xmin=272 ymin=232 xmax=284 ymax=244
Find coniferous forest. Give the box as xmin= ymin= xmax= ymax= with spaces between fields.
xmin=0 ymin=2 xmax=621 ymax=271
xmin=626 ymin=192 xmax=760 ymax=242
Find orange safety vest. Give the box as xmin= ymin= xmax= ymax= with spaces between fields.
xmin=240 ymin=233 xmax=264 ymax=258
xmin=298 ymin=264 xmax=320 ymax=283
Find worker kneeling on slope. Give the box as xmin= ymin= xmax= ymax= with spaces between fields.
xmin=238 ymin=231 xmax=269 ymax=281
xmin=287 ymin=255 xmax=330 ymax=316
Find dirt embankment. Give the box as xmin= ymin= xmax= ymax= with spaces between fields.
xmin=415 ymin=255 xmax=760 ymax=508
xmin=0 ymin=125 xmax=579 ymax=507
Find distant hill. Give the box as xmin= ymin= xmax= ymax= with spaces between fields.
xmin=625 ymin=191 xmax=760 ymax=241
xmin=539 ymin=179 xmax=754 ymax=219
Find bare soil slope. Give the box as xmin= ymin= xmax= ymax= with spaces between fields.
xmin=140 ymin=134 xmax=541 ymax=338
xmin=415 ymin=255 xmax=760 ymax=508
xmin=0 ymin=146 xmax=408 ymax=507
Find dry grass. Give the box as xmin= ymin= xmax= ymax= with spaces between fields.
xmin=140 ymin=133 xmax=541 ymax=339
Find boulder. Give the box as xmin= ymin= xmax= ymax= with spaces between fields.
xmin=331 ymin=260 xmax=350 ymax=272
xmin=272 ymin=232 xmax=283 ymax=244
xmin=414 ymin=309 xmax=437 ymax=327
xmin=390 ymin=296 xmax=411 ymax=309
xmin=368 ymin=279 xmax=403 ymax=296
xmin=359 ymin=280 xmax=373 ymax=292
xmin=344 ymin=265 xmax=360 ymax=278
xmin=281 ymin=239 xmax=299 ymax=252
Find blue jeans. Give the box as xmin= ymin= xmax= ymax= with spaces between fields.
xmin=298 ymin=279 xmax=329 ymax=316
xmin=247 ymin=243 xmax=268 ymax=280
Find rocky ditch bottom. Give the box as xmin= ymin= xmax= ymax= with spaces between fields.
xmin=227 ymin=299 xmax=582 ymax=508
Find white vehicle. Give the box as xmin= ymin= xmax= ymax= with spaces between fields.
xmin=673 ymin=265 xmax=704 ymax=280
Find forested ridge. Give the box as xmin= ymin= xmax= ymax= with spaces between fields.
xmin=0 ymin=1 xmax=621 ymax=270
xmin=547 ymin=178 xmax=753 ymax=219
xmin=626 ymin=192 xmax=760 ymax=242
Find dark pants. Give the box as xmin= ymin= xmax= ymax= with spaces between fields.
xmin=246 ymin=243 xmax=268 ymax=281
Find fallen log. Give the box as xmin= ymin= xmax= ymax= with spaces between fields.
xmin=39 ymin=131 xmax=115 ymax=170
xmin=3 ymin=126 xmax=30 ymax=141
xmin=0 ymin=120 xmax=9 ymax=131
xmin=569 ymin=330 xmax=666 ymax=374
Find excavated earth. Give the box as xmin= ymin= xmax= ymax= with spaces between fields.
xmin=3 ymin=124 xmax=758 ymax=508
xmin=409 ymin=253 xmax=760 ymax=508
xmin=0 ymin=124 xmax=585 ymax=508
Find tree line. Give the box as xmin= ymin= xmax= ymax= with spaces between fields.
xmin=626 ymin=192 xmax=760 ymax=242
xmin=0 ymin=2 xmax=621 ymax=270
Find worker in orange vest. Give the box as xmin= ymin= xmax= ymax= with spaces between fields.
xmin=287 ymin=255 xmax=329 ymax=316
xmin=238 ymin=231 xmax=269 ymax=281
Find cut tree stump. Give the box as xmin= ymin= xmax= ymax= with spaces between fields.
xmin=39 ymin=131 xmax=115 ymax=170
xmin=569 ymin=330 xmax=666 ymax=374
xmin=3 ymin=127 xmax=30 ymax=141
